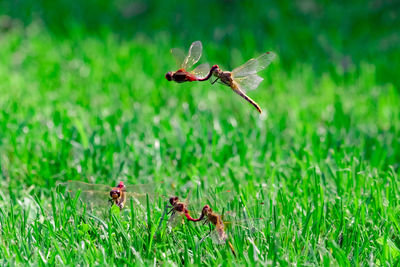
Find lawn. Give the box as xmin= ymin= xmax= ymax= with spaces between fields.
xmin=0 ymin=1 xmax=399 ymax=265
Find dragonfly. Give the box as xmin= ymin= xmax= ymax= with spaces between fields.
xmin=209 ymin=52 xmax=276 ymax=113
xmin=195 ymin=204 xmax=236 ymax=256
xmin=58 ymin=180 xmax=156 ymax=211
xmin=165 ymin=41 xmax=216 ymax=83
xmin=194 ymin=203 xmax=265 ymax=257
xmin=166 ymin=196 xmax=202 ymax=228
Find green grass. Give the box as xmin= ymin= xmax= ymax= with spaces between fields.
xmin=0 ymin=19 xmax=399 ymax=265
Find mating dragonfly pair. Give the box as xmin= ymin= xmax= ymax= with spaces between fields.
xmin=165 ymin=41 xmax=276 ymax=114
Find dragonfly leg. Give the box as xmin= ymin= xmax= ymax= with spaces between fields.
xmin=198 ymin=231 xmax=211 ymax=245
xmin=211 ymin=77 xmax=220 ymax=85
xmin=155 ymin=202 xmax=169 ymax=235
xmin=168 ymin=207 xmax=176 ymax=215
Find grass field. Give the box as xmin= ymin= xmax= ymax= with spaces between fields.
xmin=1 ymin=1 xmax=400 ymax=265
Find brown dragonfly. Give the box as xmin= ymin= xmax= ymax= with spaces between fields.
xmin=165 ymin=41 xmax=215 ymax=83
xmin=194 ymin=203 xmax=265 ymax=257
xmin=59 ymin=180 xmax=155 ymax=211
xmin=210 ymin=52 xmax=276 ymax=113
xmin=196 ymin=204 xmax=236 ymax=256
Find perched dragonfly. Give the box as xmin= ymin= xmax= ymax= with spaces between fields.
xmin=165 ymin=41 xmax=216 ymax=83
xmin=58 ymin=180 xmax=155 ymax=211
xmin=210 ymin=52 xmax=276 ymax=113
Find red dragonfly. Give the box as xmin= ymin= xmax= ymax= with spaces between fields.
xmin=167 ymin=196 xmax=202 ymax=228
xmin=165 ymin=41 xmax=214 ymax=83
xmin=59 ymin=180 xmax=155 ymax=211
xmin=209 ymin=52 xmax=276 ymax=113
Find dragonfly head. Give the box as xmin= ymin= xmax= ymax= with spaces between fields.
xmin=165 ymin=71 xmax=173 ymax=81
xmin=210 ymin=65 xmax=220 ymax=75
xmin=110 ymin=189 xmax=121 ymax=200
xmin=201 ymin=205 xmax=212 ymax=216
xmin=169 ymin=196 xmax=179 ymax=206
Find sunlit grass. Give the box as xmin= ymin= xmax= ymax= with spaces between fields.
xmin=0 ymin=22 xmax=399 ymax=265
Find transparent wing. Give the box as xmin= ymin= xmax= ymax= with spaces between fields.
xmin=222 ymin=209 xmax=265 ymax=233
xmin=191 ymin=63 xmax=210 ymax=79
xmin=60 ymin=180 xmax=112 ymax=193
xmin=182 ymin=41 xmax=202 ymax=70
xmin=125 ymin=183 xmax=159 ymax=207
xmin=234 ymin=74 xmax=263 ymax=93
xmin=210 ymin=224 xmax=228 ymax=244
xmin=57 ymin=181 xmax=112 ymax=211
xmin=185 ymin=189 xmax=237 ymax=218
xmin=171 ymin=48 xmax=186 ymax=68
xmin=232 ymin=52 xmax=276 ymax=78
xmin=168 ymin=211 xmax=185 ymax=228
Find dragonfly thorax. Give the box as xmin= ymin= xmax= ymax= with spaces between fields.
xmin=214 ymin=70 xmax=233 ymax=86
xmin=174 ymin=203 xmax=186 ymax=212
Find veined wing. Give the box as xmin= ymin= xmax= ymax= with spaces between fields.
xmin=234 ymin=74 xmax=263 ymax=93
xmin=125 ymin=183 xmax=158 ymax=196
xmin=182 ymin=41 xmax=202 ymax=70
xmin=171 ymin=48 xmax=186 ymax=68
xmin=168 ymin=211 xmax=185 ymax=229
xmin=232 ymin=52 xmax=276 ymax=78
xmin=60 ymin=180 xmax=112 ymax=193
xmin=193 ymin=190 xmax=237 ymax=211
xmin=125 ymin=183 xmax=159 ymax=206
xmin=222 ymin=209 xmax=266 ymax=234
xmin=57 ymin=181 xmax=112 ymax=208
xmin=191 ymin=63 xmax=210 ymax=79
xmin=210 ymin=224 xmax=228 ymax=245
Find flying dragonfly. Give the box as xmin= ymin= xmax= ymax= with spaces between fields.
xmin=209 ymin=52 xmax=276 ymax=113
xmin=165 ymin=41 xmax=215 ymax=83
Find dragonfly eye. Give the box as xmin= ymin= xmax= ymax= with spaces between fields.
xmin=165 ymin=72 xmax=173 ymax=81
xmin=110 ymin=190 xmax=120 ymax=199
xmin=169 ymin=196 xmax=178 ymax=205
xmin=202 ymin=205 xmax=211 ymax=214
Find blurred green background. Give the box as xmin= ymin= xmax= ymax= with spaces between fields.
xmin=2 ymin=0 xmax=400 ymax=82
